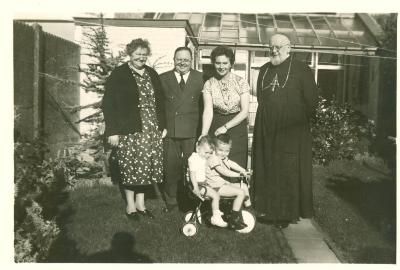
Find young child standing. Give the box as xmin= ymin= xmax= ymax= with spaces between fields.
xmin=188 ymin=136 xmax=228 ymax=227
xmin=205 ymin=134 xmax=251 ymax=230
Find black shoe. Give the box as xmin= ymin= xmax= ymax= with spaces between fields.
xmin=137 ymin=209 xmax=155 ymax=219
xmin=229 ymin=221 xmax=248 ymax=230
xmin=228 ymin=211 xmax=248 ymax=230
xmin=125 ymin=212 xmax=140 ymax=221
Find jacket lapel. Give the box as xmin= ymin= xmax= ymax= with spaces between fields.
xmin=166 ymin=70 xmax=182 ymax=98
xmin=174 ymin=70 xmax=196 ymax=111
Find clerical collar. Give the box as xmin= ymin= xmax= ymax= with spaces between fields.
xmin=261 ymin=55 xmax=293 ymax=92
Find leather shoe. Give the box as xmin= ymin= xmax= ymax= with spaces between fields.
xmin=137 ymin=209 xmax=155 ymax=219
xmin=125 ymin=212 xmax=140 ymax=221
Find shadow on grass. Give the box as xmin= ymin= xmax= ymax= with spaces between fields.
xmin=46 ymin=198 xmax=83 ymax=262
xmin=326 ymin=174 xmax=396 ymax=243
xmin=85 ymin=232 xmax=153 ymax=263
xmin=47 ymin=201 xmax=153 ymax=263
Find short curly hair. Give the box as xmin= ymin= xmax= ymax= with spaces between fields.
xmin=126 ymin=38 xmax=151 ymax=56
xmin=214 ymin=133 xmax=232 ymax=146
xmin=210 ymin=45 xmax=235 ymax=65
xmin=197 ymin=135 xmax=214 ymax=150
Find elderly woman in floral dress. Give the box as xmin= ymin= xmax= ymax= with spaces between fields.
xmin=102 ymin=38 xmax=167 ymax=221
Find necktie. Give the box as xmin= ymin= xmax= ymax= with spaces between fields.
xmin=179 ymin=74 xmax=185 ymax=91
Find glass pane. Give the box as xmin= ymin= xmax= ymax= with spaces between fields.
xmin=292 ymin=15 xmax=312 ymax=29
xmin=201 ymin=31 xmax=220 ymax=41
xmin=189 ymin=13 xmax=204 ymax=24
xmin=240 ymin=14 xmax=258 ymax=44
xmin=240 ymin=14 xmax=257 ymax=27
xmin=275 ymin=14 xmax=293 ymax=29
xmin=189 ymin=13 xmax=204 ymax=37
xmin=222 ymin=14 xmax=239 ymax=27
xmin=341 ymin=17 xmax=364 ymax=31
xmin=204 ymin=13 xmax=221 ymax=30
xmin=293 ymin=52 xmax=312 ymax=65
xmin=282 ymin=30 xmax=298 ymax=44
xmin=259 ymin=27 xmax=276 ymax=44
xmin=296 ymin=31 xmax=320 ymax=46
xmin=258 ymin=14 xmax=275 ymax=44
xmin=318 ymin=53 xmax=339 ymax=65
xmin=159 ymin=13 xmax=174 ymax=19
xmin=335 ymin=31 xmax=358 ymax=46
xmin=220 ymin=28 xmax=239 ymax=43
xmin=316 ymin=30 xmax=339 ymax=46
xmin=143 ymin=13 xmax=156 ymax=19
xmin=309 ymin=16 xmax=330 ymax=30
xmin=233 ymin=63 xmax=246 ymax=71
xmin=240 ymin=35 xmax=259 ymax=44
xmin=326 ymin=17 xmax=347 ymax=31
xmin=258 ymin=14 xmax=275 ymax=28
xmin=174 ymin=13 xmax=191 ymax=20
xmin=221 ymin=29 xmax=238 ymax=38
xmin=114 ymin=13 xmax=145 ymax=19
xmin=255 ymin=50 xmax=267 ymax=57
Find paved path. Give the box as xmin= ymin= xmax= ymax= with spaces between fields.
xmin=282 ymin=218 xmax=340 ymax=263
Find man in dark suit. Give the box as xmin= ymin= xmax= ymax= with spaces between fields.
xmin=160 ymin=47 xmax=204 ymax=211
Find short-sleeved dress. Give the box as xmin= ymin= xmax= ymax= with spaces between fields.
xmin=203 ymin=72 xmax=250 ymax=168
xmin=116 ymin=65 xmax=163 ymax=187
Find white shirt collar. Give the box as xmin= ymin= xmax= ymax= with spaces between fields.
xmin=174 ymin=70 xmax=190 ymax=83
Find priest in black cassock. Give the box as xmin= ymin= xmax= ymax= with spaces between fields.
xmin=251 ymin=33 xmax=318 ymax=229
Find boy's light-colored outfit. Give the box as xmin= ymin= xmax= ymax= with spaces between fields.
xmin=188 ymin=152 xmax=228 ymax=228
xmin=188 ymin=152 xmax=207 ymax=184
xmin=205 ymin=154 xmax=236 ymax=189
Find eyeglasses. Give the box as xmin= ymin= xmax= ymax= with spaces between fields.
xmin=268 ymin=44 xmax=290 ymax=51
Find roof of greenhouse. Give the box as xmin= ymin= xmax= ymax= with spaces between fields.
xmin=110 ymin=13 xmax=382 ymax=53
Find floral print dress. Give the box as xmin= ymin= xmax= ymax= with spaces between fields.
xmin=116 ymin=66 xmax=163 ymax=187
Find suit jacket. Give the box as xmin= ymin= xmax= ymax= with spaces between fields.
xmin=160 ymin=69 xmax=203 ymax=138
xmin=102 ymin=62 xmax=166 ymax=137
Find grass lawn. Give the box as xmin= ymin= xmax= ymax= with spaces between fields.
xmin=313 ymin=159 xmax=396 ymax=263
xmin=47 ymin=183 xmax=296 ymax=263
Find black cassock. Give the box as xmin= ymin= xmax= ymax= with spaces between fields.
xmin=251 ymin=56 xmax=318 ymax=222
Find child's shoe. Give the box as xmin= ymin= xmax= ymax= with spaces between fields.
xmin=228 ymin=211 xmax=247 ymax=230
xmin=211 ymin=215 xmax=228 ymax=227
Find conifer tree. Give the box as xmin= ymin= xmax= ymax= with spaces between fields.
xmin=73 ymin=14 xmax=125 ymax=160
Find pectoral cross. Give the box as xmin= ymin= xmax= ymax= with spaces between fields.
xmin=269 ymin=74 xmax=280 ymax=92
